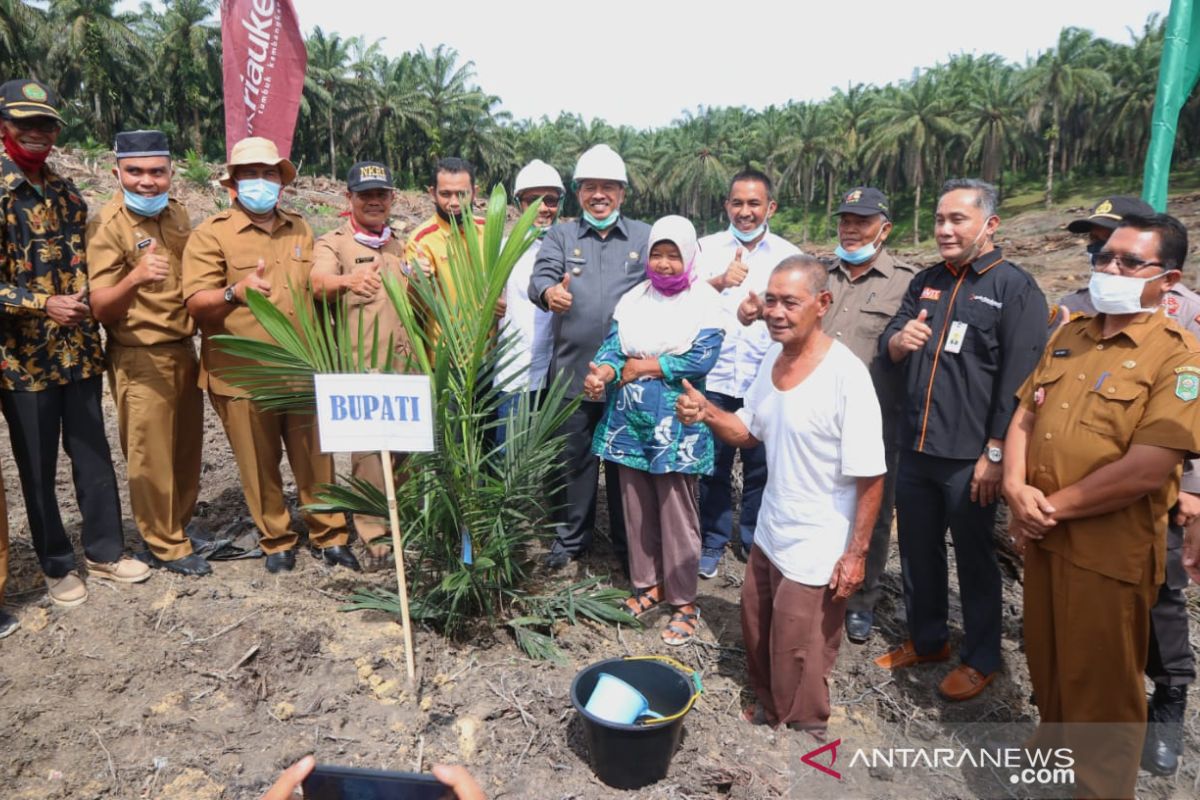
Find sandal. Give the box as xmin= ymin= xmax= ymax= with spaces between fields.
xmin=661 ymin=605 xmax=700 ymax=646
xmin=622 ymin=585 xmax=664 ymax=618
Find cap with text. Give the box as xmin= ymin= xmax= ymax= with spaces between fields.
xmin=347 ymin=161 xmax=394 ymax=192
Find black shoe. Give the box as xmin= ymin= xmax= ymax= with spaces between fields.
xmin=0 ymin=608 xmax=19 ymax=639
xmin=265 ymin=549 xmax=296 ymax=573
xmin=154 ymin=553 xmax=213 ymax=577
xmin=845 ymin=610 xmax=874 ymax=644
xmin=544 ymin=548 xmax=572 ymax=570
xmin=314 ymin=545 xmax=362 ymax=572
xmin=1142 ymin=683 xmax=1186 ymax=776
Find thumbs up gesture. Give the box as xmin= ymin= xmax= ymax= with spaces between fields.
xmin=236 ymin=257 xmax=272 ymax=302
xmin=132 ymin=239 xmax=170 ymax=287
xmin=674 ymin=379 xmax=709 ymax=425
xmin=583 ymin=360 xmax=615 ymax=401
xmin=348 ymin=257 xmax=382 ymax=298
xmin=737 ymin=289 xmax=763 ymax=326
xmin=723 ymin=247 xmax=749 ymax=289
xmin=889 ymin=307 xmax=933 ymax=359
xmin=546 ymin=271 xmax=573 ymax=314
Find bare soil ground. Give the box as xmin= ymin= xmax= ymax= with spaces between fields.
xmin=0 ymin=154 xmax=1196 ymax=799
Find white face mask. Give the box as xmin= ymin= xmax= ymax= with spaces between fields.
xmin=1087 ymin=270 xmax=1165 ymax=315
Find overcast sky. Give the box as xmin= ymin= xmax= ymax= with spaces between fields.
xmin=144 ymin=0 xmax=1172 ymax=129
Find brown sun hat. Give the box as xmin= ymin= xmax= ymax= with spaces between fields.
xmin=218 ymin=136 xmax=297 ymax=188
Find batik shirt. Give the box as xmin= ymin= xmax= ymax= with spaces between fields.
xmin=0 ymin=153 xmax=104 ymax=391
xmin=590 ymin=323 xmax=724 ymax=475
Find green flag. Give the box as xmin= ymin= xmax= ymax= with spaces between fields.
xmin=1143 ymin=0 xmax=1200 ymax=211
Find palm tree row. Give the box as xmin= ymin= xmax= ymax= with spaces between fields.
xmin=1 ymin=3 xmax=1193 ymax=240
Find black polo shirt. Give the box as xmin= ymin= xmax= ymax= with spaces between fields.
xmin=880 ymin=248 xmax=1048 ymax=460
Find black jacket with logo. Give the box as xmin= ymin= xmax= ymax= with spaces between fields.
xmin=880 ymin=248 xmax=1048 ymax=460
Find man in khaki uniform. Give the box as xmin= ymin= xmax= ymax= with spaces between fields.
xmin=87 ymin=130 xmax=208 ymax=576
xmin=311 ymin=161 xmax=410 ymax=555
xmin=182 ymin=137 xmax=357 ymax=574
xmin=1004 ymin=213 xmax=1200 ymax=798
xmin=824 ymin=187 xmax=920 ymax=644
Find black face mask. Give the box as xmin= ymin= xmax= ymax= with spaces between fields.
xmin=1086 ymin=240 xmax=1105 ymax=256
xmin=435 ymin=205 xmax=466 ymax=226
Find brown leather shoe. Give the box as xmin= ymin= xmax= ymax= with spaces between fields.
xmin=939 ymin=664 xmax=995 ymax=701
xmin=873 ymin=640 xmax=951 ymax=670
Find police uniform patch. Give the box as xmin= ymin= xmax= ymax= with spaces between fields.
xmin=1177 ymin=373 xmax=1199 ymax=402
xmin=22 ymin=83 xmax=47 ymax=102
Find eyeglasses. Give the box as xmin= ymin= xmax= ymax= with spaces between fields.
xmin=9 ymin=117 xmax=60 ymax=133
xmin=1089 ymin=251 xmax=1165 ymax=272
xmin=521 ymin=193 xmax=561 ymax=208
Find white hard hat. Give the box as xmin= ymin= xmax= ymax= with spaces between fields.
xmin=572 ymin=144 xmax=627 ymax=184
xmin=513 ymin=159 xmax=564 ymax=196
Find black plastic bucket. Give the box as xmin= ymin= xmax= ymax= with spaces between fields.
xmin=570 ymin=656 xmax=702 ymax=789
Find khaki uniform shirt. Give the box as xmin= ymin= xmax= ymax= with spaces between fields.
xmin=181 ymin=205 xmax=314 ymax=397
xmin=1017 ymin=311 xmax=1200 ymax=584
xmin=311 ymin=219 xmax=410 ymax=365
xmin=824 ymin=251 xmax=921 ymax=418
xmin=86 ymin=196 xmax=195 ymax=346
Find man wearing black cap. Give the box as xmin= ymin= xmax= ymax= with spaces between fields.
xmin=311 ymin=161 xmax=410 ymax=559
xmin=1059 ymin=195 xmax=1200 ymax=776
xmin=87 ymin=130 xmax=208 ymax=577
xmin=0 ymin=79 xmax=150 ymax=607
xmin=825 ymin=187 xmax=920 ymax=644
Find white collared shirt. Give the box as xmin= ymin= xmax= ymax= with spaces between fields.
xmin=496 ymin=239 xmax=554 ymax=392
xmin=696 ymin=229 xmax=802 ymax=397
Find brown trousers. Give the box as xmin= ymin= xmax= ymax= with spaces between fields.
xmin=1023 ymin=543 xmax=1158 ymax=799
xmin=350 ymin=451 xmax=392 ymax=543
xmin=108 ymin=341 xmax=203 ymax=560
xmin=209 ymin=393 xmax=348 ymax=554
xmin=741 ymin=546 xmax=845 ymax=733
xmin=0 ymin=470 xmax=8 ymax=605
xmin=617 ymin=467 xmax=700 ymax=606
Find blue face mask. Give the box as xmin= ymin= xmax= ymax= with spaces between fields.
xmin=583 ymin=209 xmax=620 ymax=230
xmin=236 ymin=179 xmax=281 ymax=214
xmin=835 ymin=226 xmax=887 ymax=265
xmin=123 ymin=189 xmax=169 ymax=217
xmin=729 ymin=222 xmax=766 ymax=243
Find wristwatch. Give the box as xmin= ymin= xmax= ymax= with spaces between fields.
xmin=986 ymin=446 xmax=1003 ymax=464
xmin=223 ymin=285 xmax=239 ymax=305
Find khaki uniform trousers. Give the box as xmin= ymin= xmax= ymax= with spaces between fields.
xmin=210 ymin=393 xmax=348 ymax=554
xmin=108 ymin=341 xmax=203 ymax=560
xmin=1023 ymin=544 xmax=1158 ymax=799
xmin=349 ymin=452 xmax=394 ymax=544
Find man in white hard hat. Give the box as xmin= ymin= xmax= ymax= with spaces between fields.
xmin=494 ymin=159 xmax=563 ymax=444
xmin=529 ymin=145 xmax=651 ymax=569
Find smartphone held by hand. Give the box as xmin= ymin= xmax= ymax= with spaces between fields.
xmin=301 ymin=764 xmax=454 ymax=800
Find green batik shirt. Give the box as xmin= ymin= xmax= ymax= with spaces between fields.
xmin=0 ymin=153 xmax=104 ymax=391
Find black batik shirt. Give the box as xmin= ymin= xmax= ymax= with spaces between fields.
xmin=0 ymin=153 xmax=104 ymax=391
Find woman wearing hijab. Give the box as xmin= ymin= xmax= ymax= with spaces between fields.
xmin=582 ymin=216 xmax=726 ymax=645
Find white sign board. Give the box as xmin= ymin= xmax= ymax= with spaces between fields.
xmin=314 ymin=373 xmax=434 ymax=453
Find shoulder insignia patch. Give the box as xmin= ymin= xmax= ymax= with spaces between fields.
xmin=1176 ymin=365 xmax=1200 ymax=375
xmin=1177 ymin=372 xmax=1199 ymax=402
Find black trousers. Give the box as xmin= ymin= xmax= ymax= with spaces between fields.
xmin=0 ymin=376 xmax=124 ymax=577
xmin=1145 ymin=522 xmax=1196 ymax=686
xmin=551 ymin=400 xmax=626 ymax=558
xmin=895 ymin=450 xmax=1002 ymax=675
xmin=847 ymin=442 xmax=899 ymax=614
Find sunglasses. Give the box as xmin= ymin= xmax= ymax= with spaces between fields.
xmin=9 ymin=117 xmax=60 ymax=133
xmin=1089 ymin=251 xmax=1166 ymax=272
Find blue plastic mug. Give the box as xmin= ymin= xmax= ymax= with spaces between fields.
xmin=584 ymin=672 xmax=665 ymax=725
